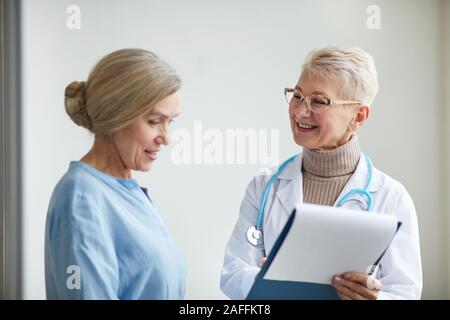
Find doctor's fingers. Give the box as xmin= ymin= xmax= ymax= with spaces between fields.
xmin=343 ymin=272 xmax=382 ymax=290
xmin=334 ymin=285 xmax=366 ymax=300
xmin=337 ymin=293 xmax=352 ymax=300
xmin=332 ymin=278 xmax=379 ymax=300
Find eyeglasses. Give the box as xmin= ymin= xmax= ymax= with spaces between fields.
xmin=284 ymin=88 xmax=361 ymax=113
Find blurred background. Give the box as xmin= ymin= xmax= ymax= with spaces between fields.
xmin=1 ymin=0 xmax=449 ymax=299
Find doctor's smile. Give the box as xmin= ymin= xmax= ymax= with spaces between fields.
xmin=295 ymin=122 xmax=318 ymax=131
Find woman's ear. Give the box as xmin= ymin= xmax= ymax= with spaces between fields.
xmin=355 ymin=105 xmax=370 ymax=129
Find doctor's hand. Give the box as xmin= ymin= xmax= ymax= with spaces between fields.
xmin=331 ymin=272 xmax=382 ymax=300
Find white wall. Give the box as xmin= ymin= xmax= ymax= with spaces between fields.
xmin=21 ymin=0 xmax=449 ymax=299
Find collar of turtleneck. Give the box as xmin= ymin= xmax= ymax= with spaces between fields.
xmin=302 ymin=135 xmax=361 ymax=177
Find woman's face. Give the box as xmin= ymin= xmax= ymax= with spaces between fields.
xmin=289 ymin=74 xmax=360 ymax=150
xmin=112 ymin=92 xmax=181 ymax=172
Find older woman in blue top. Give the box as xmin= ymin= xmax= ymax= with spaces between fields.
xmin=45 ymin=48 xmax=185 ymax=299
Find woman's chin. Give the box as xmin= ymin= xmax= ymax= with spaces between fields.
xmin=137 ymin=162 xmax=153 ymax=172
xmin=293 ymin=134 xmax=317 ymax=150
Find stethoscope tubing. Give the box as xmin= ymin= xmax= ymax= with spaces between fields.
xmin=248 ymin=152 xmax=373 ymax=247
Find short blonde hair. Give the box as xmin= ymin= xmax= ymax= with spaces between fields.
xmin=301 ymin=46 xmax=379 ymax=106
xmin=64 ymin=48 xmax=181 ymax=135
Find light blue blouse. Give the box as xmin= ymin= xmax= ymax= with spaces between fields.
xmin=45 ymin=161 xmax=186 ymax=299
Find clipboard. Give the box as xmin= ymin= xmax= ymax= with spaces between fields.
xmin=246 ymin=206 xmax=402 ymax=300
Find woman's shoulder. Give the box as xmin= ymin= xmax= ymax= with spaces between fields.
xmin=46 ymin=163 xmax=111 ymax=241
xmin=54 ymin=161 xmax=105 ymax=195
xmin=48 ymin=162 xmax=107 ymax=214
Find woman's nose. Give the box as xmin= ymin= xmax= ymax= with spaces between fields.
xmin=294 ymin=100 xmax=311 ymax=118
xmin=156 ymin=130 xmax=170 ymax=145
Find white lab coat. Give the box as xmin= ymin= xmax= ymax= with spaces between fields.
xmin=220 ymin=152 xmax=422 ymax=300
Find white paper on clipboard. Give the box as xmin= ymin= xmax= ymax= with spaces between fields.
xmin=264 ymin=203 xmax=399 ymax=284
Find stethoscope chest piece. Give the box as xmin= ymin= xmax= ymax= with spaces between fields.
xmin=246 ymin=226 xmax=263 ymax=247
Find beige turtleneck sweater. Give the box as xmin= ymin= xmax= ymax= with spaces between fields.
xmin=302 ymin=135 xmax=361 ymax=206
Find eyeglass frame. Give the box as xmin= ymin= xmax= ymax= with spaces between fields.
xmin=284 ymin=87 xmax=361 ymax=113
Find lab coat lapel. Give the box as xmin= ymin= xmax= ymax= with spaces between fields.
xmin=273 ymin=152 xmax=379 ymax=211
xmin=274 ymin=153 xmax=303 ymax=219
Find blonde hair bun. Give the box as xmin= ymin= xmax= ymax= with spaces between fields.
xmin=64 ymin=81 xmax=91 ymax=129
xmin=64 ymin=49 xmax=180 ymax=134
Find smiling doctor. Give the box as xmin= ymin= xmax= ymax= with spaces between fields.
xmin=220 ymin=47 xmax=422 ymax=300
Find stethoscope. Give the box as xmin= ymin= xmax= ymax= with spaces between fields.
xmin=246 ymin=152 xmax=374 ymax=247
